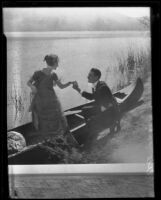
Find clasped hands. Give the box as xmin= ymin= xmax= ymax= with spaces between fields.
xmin=71 ymin=81 xmax=81 ymax=93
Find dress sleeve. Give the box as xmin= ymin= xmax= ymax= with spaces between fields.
xmin=32 ymin=71 xmax=41 ymax=82
xmin=51 ymin=73 xmax=59 ymax=81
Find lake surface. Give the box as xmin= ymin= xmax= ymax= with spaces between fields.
xmin=7 ymin=31 xmax=150 ymax=129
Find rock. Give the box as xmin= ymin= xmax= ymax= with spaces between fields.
xmin=8 ymin=131 xmax=26 ymax=155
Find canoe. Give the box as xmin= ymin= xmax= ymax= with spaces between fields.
xmin=8 ymin=78 xmax=144 ymax=164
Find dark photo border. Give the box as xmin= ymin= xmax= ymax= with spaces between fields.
xmin=1 ymin=0 xmax=160 ymax=198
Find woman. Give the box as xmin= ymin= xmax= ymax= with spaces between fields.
xmin=27 ymin=54 xmax=74 ymax=141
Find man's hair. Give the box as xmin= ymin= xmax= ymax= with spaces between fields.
xmin=91 ymin=68 xmax=101 ymax=79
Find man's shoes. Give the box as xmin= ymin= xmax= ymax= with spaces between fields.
xmin=109 ymin=124 xmax=115 ymax=134
xmin=116 ymin=124 xmax=121 ymax=132
xmin=109 ymin=121 xmax=121 ymax=134
xmin=115 ymin=121 xmax=121 ymax=133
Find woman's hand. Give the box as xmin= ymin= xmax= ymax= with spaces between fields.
xmin=31 ymin=85 xmax=37 ymax=94
xmin=56 ymin=80 xmax=74 ymax=89
xmin=27 ymin=78 xmax=37 ymax=93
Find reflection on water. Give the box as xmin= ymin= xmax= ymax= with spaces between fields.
xmin=7 ymin=32 xmax=150 ymax=129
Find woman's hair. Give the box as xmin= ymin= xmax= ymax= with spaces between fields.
xmin=91 ymin=68 xmax=101 ymax=79
xmin=44 ymin=54 xmax=59 ymax=66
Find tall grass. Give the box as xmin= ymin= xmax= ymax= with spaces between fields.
xmin=8 ymin=85 xmax=27 ymax=121
xmin=115 ymin=46 xmax=151 ymax=90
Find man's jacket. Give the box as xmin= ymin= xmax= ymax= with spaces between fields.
xmin=81 ymin=81 xmax=119 ymax=113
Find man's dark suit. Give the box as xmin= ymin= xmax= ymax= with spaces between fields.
xmin=81 ymin=81 xmax=120 ymax=137
xmin=81 ymin=81 xmax=119 ymax=117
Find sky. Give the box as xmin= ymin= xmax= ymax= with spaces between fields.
xmin=3 ymin=7 xmax=150 ymax=32
xmin=109 ymin=7 xmax=150 ymax=18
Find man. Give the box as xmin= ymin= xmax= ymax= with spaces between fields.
xmin=73 ymin=68 xmax=121 ymax=133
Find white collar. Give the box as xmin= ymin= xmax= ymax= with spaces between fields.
xmin=92 ymin=80 xmax=99 ymax=89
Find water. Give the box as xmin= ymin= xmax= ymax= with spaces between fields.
xmin=7 ymin=31 xmax=150 ymax=129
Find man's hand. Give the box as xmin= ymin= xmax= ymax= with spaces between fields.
xmin=100 ymin=106 xmax=107 ymax=112
xmin=72 ymin=81 xmax=79 ymax=87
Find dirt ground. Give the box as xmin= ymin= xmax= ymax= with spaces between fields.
xmin=81 ymin=74 xmax=153 ymax=164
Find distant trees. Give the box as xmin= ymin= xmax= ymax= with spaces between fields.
xmin=5 ymin=14 xmax=149 ymax=32
xmin=138 ymin=16 xmax=150 ymax=29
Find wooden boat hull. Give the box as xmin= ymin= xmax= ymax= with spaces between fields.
xmin=114 ymin=77 xmax=144 ymax=112
xmin=8 ymin=78 xmax=144 ymax=164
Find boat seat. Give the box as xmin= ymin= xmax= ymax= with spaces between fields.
xmin=64 ymin=110 xmax=82 ymax=116
xmin=65 ymin=110 xmax=85 ymax=130
xmin=115 ymin=97 xmax=123 ymax=104
xmin=114 ymin=92 xmax=127 ymax=99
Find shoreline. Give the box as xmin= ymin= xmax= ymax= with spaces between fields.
xmin=4 ymin=30 xmax=150 ymax=38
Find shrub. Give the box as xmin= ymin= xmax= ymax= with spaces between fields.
xmin=39 ymin=135 xmax=83 ymax=164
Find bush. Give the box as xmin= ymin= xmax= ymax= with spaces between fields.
xmin=39 ymin=135 xmax=83 ymax=164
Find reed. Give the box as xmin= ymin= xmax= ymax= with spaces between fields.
xmin=9 ymin=84 xmax=26 ymax=120
xmin=114 ymin=46 xmax=151 ymax=91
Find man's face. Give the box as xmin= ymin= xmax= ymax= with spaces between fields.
xmin=87 ymin=71 xmax=99 ymax=83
